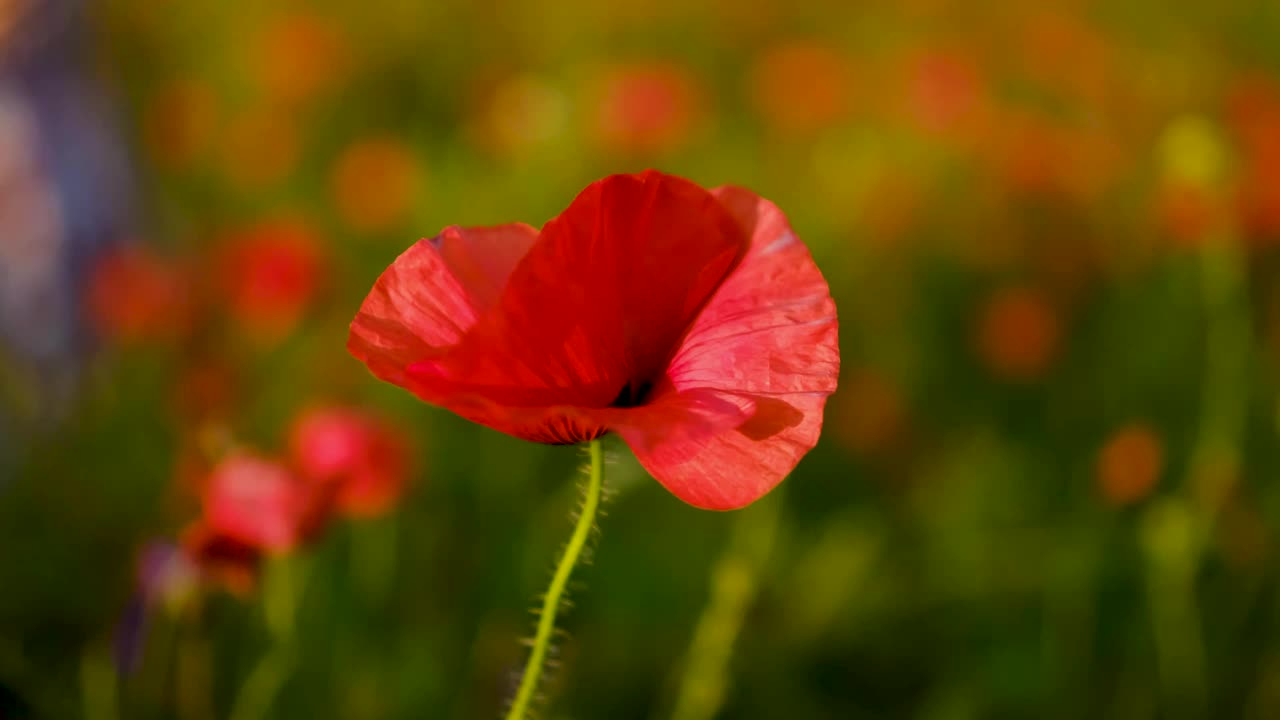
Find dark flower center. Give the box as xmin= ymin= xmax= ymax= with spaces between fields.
xmin=609 ymin=379 xmax=653 ymax=409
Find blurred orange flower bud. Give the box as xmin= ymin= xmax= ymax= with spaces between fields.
xmin=1096 ymin=423 xmax=1164 ymax=507
xmin=902 ymin=48 xmax=986 ymax=141
xmin=749 ymin=42 xmax=854 ymax=135
xmin=254 ymin=11 xmax=349 ymax=108
xmin=142 ymin=81 xmax=217 ymax=171
xmin=832 ymin=368 xmax=907 ymax=457
xmin=330 ymin=136 xmax=422 ymax=234
xmin=975 ymin=286 xmax=1061 ymax=382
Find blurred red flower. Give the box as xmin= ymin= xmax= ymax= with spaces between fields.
xmin=901 ymin=48 xmax=988 ymax=143
xmin=980 ymin=110 xmax=1121 ymax=203
xmin=1153 ymin=181 xmax=1228 ymax=247
xmin=349 ymin=170 xmax=839 ymax=510
xmin=85 ymin=244 xmax=190 ymax=345
xmin=1096 ymin=423 xmax=1163 ymax=507
xmin=974 ymin=286 xmax=1061 ymax=382
xmin=1226 ymin=74 xmax=1280 ymax=238
xmin=749 ymin=42 xmax=854 ymax=135
xmin=216 ymin=218 xmax=326 ymax=340
xmin=1015 ymin=12 xmax=1112 ymax=110
xmin=174 ymin=359 xmax=238 ymax=423
xmin=592 ymin=62 xmax=702 ymax=154
xmin=831 ymin=368 xmax=908 ymax=457
xmin=289 ymin=406 xmax=411 ymax=517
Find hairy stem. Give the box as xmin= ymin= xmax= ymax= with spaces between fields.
xmin=505 ymin=438 xmax=605 ymax=720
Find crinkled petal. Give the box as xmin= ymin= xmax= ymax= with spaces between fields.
xmin=347 ymin=223 xmax=537 ymax=392
xmin=618 ymin=185 xmax=839 ymax=509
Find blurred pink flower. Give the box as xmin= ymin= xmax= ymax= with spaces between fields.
xmin=198 ymin=451 xmax=325 ymax=554
xmin=288 ymin=406 xmax=411 ymax=517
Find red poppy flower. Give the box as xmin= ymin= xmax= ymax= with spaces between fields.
xmin=349 ymin=170 xmax=839 ymax=509
xmin=288 ymin=406 xmax=411 ymax=517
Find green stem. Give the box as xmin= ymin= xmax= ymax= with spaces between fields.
xmin=228 ymin=556 xmax=308 ymax=720
xmin=79 ymin=644 xmax=119 ymax=720
xmin=1188 ymin=237 xmax=1250 ymax=522
xmin=352 ymin=513 xmax=399 ymax=607
xmin=505 ymin=438 xmax=605 ymax=720
xmin=175 ymin=604 xmax=215 ymax=720
xmin=668 ymin=494 xmax=780 ymax=720
xmin=227 ymin=650 xmax=294 ymax=720
xmin=1143 ymin=233 xmax=1250 ymax=719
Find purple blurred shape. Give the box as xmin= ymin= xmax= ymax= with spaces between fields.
xmin=0 ymin=0 xmax=135 ymax=417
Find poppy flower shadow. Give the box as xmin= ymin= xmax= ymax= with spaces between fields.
xmin=735 ymin=395 xmax=805 ymax=441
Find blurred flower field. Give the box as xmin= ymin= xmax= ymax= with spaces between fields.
xmin=3 ymin=0 xmax=1280 ymax=718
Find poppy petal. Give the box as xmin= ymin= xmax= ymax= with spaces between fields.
xmin=405 ymin=171 xmax=747 ymax=438
xmin=617 ymin=185 xmax=839 ymax=509
xmin=347 ymin=223 xmax=537 ymax=391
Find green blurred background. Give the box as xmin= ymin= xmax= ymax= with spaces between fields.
xmin=3 ymin=0 xmax=1280 ymax=718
